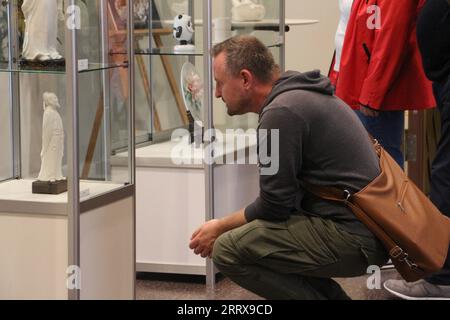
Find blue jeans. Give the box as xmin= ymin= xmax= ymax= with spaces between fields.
xmin=355 ymin=110 xmax=405 ymax=168
xmin=427 ymin=76 xmax=450 ymax=286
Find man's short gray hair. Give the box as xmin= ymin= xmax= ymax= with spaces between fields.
xmin=212 ymin=35 xmax=279 ymax=84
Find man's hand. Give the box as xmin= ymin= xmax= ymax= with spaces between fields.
xmin=360 ymin=105 xmax=380 ymax=117
xmin=189 ymin=219 xmax=224 ymax=259
xmin=189 ymin=209 xmax=248 ymax=259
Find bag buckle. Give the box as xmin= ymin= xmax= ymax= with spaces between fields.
xmin=405 ymin=258 xmax=419 ymax=271
xmin=390 ymin=246 xmax=419 ymax=271
xmin=343 ymin=190 xmax=352 ymax=204
xmin=390 ymin=246 xmax=404 ymax=259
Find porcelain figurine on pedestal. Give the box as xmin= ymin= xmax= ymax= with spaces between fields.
xmin=38 ymin=92 xmax=65 ymax=183
xmin=173 ymin=14 xmax=195 ymax=52
xmin=33 ymin=93 xmax=67 ymax=195
xmin=231 ymin=0 xmax=266 ymax=22
xmin=21 ymin=0 xmax=65 ymax=69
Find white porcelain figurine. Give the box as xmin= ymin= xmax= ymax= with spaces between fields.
xmin=173 ymin=14 xmax=195 ymax=52
xmin=21 ymin=0 xmax=64 ymax=62
xmin=37 ymin=92 xmax=65 ymax=182
xmin=231 ymin=0 xmax=266 ymax=22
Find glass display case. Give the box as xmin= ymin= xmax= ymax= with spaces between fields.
xmin=0 ymin=0 xmax=135 ymax=299
xmin=125 ymin=0 xmax=286 ymax=286
xmin=132 ymin=0 xmax=285 ymax=145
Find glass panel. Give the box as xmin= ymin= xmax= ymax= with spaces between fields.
xmin=79 ymin=0 xmax=131 ymax=188
xmin=142 ymin=0 xmax=203 ymax=143
xmin=0 ymin=0 xmax=132 ymax=207
xmin=0 ymin=3 xmax=8 ymax=64
xmin=0 ymin=4 xmax=13 ymax=181
xmin=0 ymin=73 xmax=13 ymax=181
xmin=212 ymin=0 xmax=282 ymax=132
xmin=19 ymin=73 xmax=67 ymax=181
xmin=133 ymin=0 xmax=283 ymax=148
xmin=0 ymin=0 xmax=125 ymax=74
xmin=133 ymin=0 xmax=151 ymax=146
xmin=15 ymin=0 xmax=65 ymax=71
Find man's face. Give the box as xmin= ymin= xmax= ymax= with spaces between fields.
xmin=214 ymin=53 xmax=251 ymax=116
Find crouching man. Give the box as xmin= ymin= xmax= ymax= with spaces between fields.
xmin=189 ymin=36 xmax=388 ymax=300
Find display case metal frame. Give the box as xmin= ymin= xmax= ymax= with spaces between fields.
xmin=201 ymin=0 xmax=286 ymax=290
xmin=133 ymin=0 xmax=286 ymax=289
xmin=2 ymin=0 xmax=136 ymax=300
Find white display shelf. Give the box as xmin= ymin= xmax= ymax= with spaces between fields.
xmin=0 ymin=179 xmax=125 ymax=215
xmin=112 ymin=132 xmax=258 ymax=169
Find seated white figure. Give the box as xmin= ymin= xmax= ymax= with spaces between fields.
xmin=231 ymin=0 xmax=266 ymax=22
xmin=21 ymin=0 xmax=64 ymax=61
xmin=37 ymin=92 xmax=65 ymax=182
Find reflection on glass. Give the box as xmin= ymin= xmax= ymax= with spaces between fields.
xmin=0 ymin=5 xmax=8 ymax=64
xmin=0 ymin=0 xmax=135 ymax=208
xmin=132 ymin=0 xmax=283 ymax=147
xmin=0 ymin=73 xmax=13 ymax=181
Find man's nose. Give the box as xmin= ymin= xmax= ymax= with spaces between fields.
xmin=215 ymin=87 xmax=221 ymax=99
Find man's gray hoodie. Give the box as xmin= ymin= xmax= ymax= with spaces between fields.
xmin=245 ymin=70 xmax=381 ymax=236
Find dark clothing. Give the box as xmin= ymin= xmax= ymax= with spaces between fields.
xmin=213 ymin=216 xmax=388 ymax=300
xmin=417 ymin=0 xmax=450 ymax=285
xmin=245 ymin=70 xmax=381 ymax=237
xmin=417 ymin=0 xmax=450 ymax=82
xmin=430 ymin=77 xmax=450 ymax=216
xmin=355 ymin=110 xmax=405 ymax=168
xmin=427 ymin=76 xmax=450 ymax=285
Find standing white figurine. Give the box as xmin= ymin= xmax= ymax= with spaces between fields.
xmin=231 ymin=0 xmax=266 ymax=22
xmin=21 ymin=0 xmax=65 ymax=62
xmin=173 ymin=14 xmax=195 ymax=52
xmin=37 ymin=92 xmax=65 ymax=182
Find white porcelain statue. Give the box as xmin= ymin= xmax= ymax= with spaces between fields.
xmin=21 ymin=0 xmax=64 ymax=61
xmin=38 ymin=92 xmax=65 ymax=182
xmin=231 ymin=0 xmax=266 ymax=22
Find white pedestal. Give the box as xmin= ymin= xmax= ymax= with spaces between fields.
xmin=112 ymin=134 xmax=260 ymax=275
xmin=0 ymin=180 xmax=135 ymax=300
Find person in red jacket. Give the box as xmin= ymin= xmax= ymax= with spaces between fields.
xmin=336 ymin=0 xmax=436 ymax=168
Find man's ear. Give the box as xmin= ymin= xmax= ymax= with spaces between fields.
xmin=240 ymin=69 xmax=253 ymax=89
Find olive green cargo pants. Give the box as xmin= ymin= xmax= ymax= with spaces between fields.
xmin=212 ymin=215 xmax=388 ymax=300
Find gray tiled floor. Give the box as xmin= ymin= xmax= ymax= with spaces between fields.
xmin=136 ymin=269 xmax=401 ymax=300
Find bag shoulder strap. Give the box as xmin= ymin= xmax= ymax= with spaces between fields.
xmin=301 ymin=181 xmax=411 ymax=263
xmin=300 ymin=181 xmax=349 ymax=203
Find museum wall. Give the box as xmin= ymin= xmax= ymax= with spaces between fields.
xmin=286 ymin=0 xmax=339 ymax=74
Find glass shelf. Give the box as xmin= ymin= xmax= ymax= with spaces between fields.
xmin=135 ymin=43 xmax=281 ymax=56
xmin=135 ymin=47 xmax=204 ymax=56
xmin=0 ymin=62 xmax=128 ymax=75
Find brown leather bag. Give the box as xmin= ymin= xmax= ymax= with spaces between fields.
xmin=304 ymin=140 xmax=450 ymax=282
